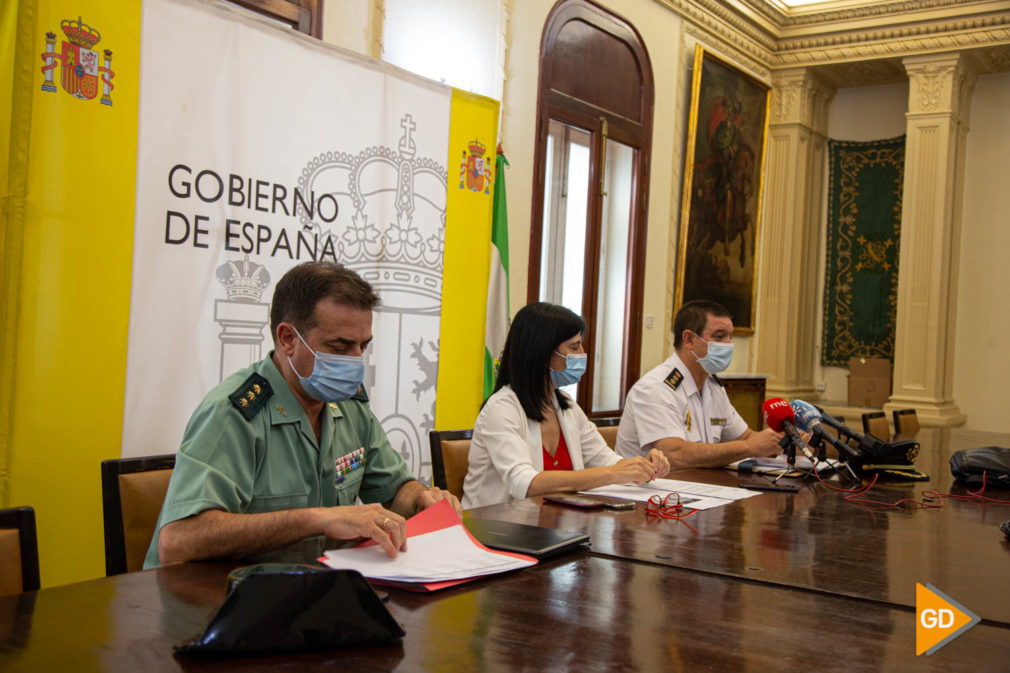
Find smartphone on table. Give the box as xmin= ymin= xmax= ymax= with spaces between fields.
xmin=543 ymin=494 xmax=636 ymax=510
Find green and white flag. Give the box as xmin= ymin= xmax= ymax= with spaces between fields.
xmin=483 ymin=152 xmax=510 ymax=399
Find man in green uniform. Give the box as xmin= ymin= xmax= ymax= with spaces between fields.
xmin=144 ymin=261 xmax=461 ymax=569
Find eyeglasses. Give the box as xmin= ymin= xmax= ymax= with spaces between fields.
xmin=645 ymin=493 xmax=699 ymax=520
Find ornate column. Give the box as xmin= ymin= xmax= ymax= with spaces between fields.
xmin=884 ymin=54 xmax=975 ymax=427
xmin=755 ymin=69 xmax=834 ymax=401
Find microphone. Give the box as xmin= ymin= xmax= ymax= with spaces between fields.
xmin=761 ymin=397 xmax=812 ymax=465
xmin=789 ymin=399 xmax=861 ymax=463
xmin=791 ymin=399 xmax=925 ymax=479
xmin=807 ymin=403 xmax=885 ymax=455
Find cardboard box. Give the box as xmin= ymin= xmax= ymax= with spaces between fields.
xmin=847 ymin=357 xmax=891 ymax=408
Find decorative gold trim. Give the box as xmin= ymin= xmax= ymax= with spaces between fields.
xmin=654 ymin=0 xmax=1010 ymax=77
xmin=741 ymin=0 xmax=1002 ymax=28
xmin=675 ymin=45 xmax=771 ymax=336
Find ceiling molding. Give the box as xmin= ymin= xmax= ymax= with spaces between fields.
xmin=653 ymin=0 xmax=1010 ymax=84
xmin=775 ymin=25 xmax=1010 ymax=69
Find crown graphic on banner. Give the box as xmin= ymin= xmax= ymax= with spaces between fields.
xmin=468 ymin=139 xmax=486 ymax=157
xmin=298 ymin=114 xmax=448 ymax=313
xmin=61 ymin=16 xmax=101 ymax=48
xmin=216 ymin=255 xmax=272 ymax=303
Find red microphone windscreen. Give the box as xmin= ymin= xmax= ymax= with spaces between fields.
xmin=762 ymin=397 xmax=795 ymax=432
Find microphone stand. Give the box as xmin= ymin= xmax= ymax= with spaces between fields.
xmin=807 ymin=426 xmax=860 ymax=481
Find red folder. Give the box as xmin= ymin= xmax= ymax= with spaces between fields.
xmin=320 ymin=499 xmax=536 ymax=592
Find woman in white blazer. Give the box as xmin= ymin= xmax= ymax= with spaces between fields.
xmin=462 ymin=303 xmax=669 ymax=509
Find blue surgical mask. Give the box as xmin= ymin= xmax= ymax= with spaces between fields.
xmin=693 ymin=334 xmax=734 ymax=375
xmin=550 ymin=351 xmax=587 ymax=388
xmin=287 ymin=328 xmax=366 ymax=403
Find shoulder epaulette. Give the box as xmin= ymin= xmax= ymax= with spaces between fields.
xmin=663 ymin=368 xmax=684 ymax=391
xmin=351 ymin=384 xmax=369 ymax=403
xmin=228 ymin=373 xmax=273 ymax=420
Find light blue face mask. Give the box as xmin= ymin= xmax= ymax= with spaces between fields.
xmin=550 ymin=351 xmax=588 ymax=388
xmin=287 ymin=327 xmax=366 ymax=403
xmin=692 ymin=334 xmax=734 ymax=375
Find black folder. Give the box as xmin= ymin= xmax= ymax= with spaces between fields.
xmin=464 ymin=519 xmax=590 ymax=559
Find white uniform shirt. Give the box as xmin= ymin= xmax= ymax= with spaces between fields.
xmin=615 ymin=352 xmax=748 ymax=458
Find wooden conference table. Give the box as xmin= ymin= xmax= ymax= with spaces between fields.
xmin=476 ymin=427 xmax=1010 ymax=625
xmin=2 ymin=429 xmax=1008 ymax=672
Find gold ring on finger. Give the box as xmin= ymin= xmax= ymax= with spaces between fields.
xmin=382 ymin=517 xmax=390 ymax=529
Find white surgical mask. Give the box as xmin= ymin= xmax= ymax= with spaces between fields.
xmin=550 ymin=351 xmax=587 ymax=388
xmin=288 ymin=327 xmax=366 ymax=402
xmin=692 ymin=334 xmax=734 ymax=375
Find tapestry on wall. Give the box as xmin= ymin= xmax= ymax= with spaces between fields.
xmin=821 ymin=136 xmax=905 ymax=367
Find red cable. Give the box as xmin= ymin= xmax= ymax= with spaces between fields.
xmin=812 ymin=464 xmax=1010 ymax=509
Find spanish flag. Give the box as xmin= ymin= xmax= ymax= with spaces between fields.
xmin=3 ymin=0 xmax=140 ymax=585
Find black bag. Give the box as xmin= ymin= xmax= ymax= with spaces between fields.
xmin=174 ymin=565 xmax=404 ymax=656
xmin=949 ymin=447 xmax=1010 ymax=489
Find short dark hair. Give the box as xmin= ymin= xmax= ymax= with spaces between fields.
xmin=269 ymin=261 xmax=380 ymax=341
xmin=492 ymin=302 xmax=585 ymax=422
xmin=673 ymin=300 xmax=732 ymax=348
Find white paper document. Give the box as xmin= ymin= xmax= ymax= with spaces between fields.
xmin=321 ymin=525 xmax=536 ymax=583
xmin=727 ymin=455 xmax=840 ymax=474
xmin=580 ymin=477 xmax=760 ymax=510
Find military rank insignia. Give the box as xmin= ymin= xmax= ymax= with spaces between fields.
xmin=710 ymin=418 xmax=727 ymax=426
xmin=664 ymin=368 xmax=684 ymax=391
xmin=229 ymin=373 xmax=273 ymax=420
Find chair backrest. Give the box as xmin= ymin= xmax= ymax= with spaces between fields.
xmin=101 ymin=454 xmax=176 ymax=575
xmin=861 ymin=412 xmax=890 ymax=441
xmin=892 ymin=409 xmax=920 ymax=435
xmin=592 ymin=417 xmax=621 ymax=450
xmin=0 ymin=506 xmax=40 ymax=594
xmin=596 ymin=426 xmax=619 ymax=450
xmin=428 ymin=429 xmax=472 ymax=500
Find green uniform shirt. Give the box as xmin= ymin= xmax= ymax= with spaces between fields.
xmin=143 ymin=353 xmax=414 ymax=569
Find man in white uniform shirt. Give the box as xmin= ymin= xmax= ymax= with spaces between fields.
xmin=616 ymin=300 xmax=782 ymax=469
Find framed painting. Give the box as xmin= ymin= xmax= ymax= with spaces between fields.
xmin=675 ymin=45 xmax=770 ymax=335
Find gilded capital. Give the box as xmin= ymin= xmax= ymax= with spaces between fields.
xmin=903 ymin=54 xmax=977 ymax=122
xmin=769 ymin=69 xmax=834 ymax=133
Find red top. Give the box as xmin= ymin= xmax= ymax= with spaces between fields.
xmin=542 ymin=432 xmax=574 ymax=471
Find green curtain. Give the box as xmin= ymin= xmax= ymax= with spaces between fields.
xmin=821 ymin=136 xmax=905 ymax=367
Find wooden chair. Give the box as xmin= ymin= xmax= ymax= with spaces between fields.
xmin=592 ymin=417 xmax=621 ymax=450
xmin=892 ymin=409 xmax=920 ymax=436
xmin=101 ymin=454 xmax=176 ymax=575
xmin=0 ymin=506 xmax=40 ymax=594
xmin=428 ymin=430 xmax=472 ymax=501
xmin=861 ymin=412 xmax=890 ymax=441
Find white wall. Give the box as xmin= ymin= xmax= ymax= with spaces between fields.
xmin=954 ymin=72 xmax=1010 ymax=432
xmin=383 ymin=0 xmax=501 ymax=98
xmin=322 ymin=0 xmax=373 ymax=56
xmin=815 ymin=83 xmax=909 ymax=403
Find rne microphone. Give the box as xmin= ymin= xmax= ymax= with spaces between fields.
xmin=762 ymin=397 xmax=813 ymax=465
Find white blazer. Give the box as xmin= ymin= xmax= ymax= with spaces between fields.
xmin=462 ymin=385 xmax=620 ymax=509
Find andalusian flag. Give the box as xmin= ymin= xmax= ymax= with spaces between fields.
xmin=483 ymin=152 xmax=510 ymax=399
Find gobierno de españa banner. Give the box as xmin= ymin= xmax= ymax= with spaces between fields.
xmin=123 ymin=0 xmax=498 ymax=484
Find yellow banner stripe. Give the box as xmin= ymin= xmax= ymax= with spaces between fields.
xmin=435 ymin=89 xmax=499 ymax=432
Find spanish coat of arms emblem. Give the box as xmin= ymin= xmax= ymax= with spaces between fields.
xmin=40 ymin=16 xmax=115 ymax=105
